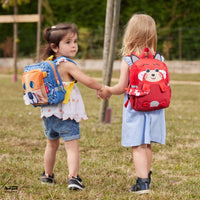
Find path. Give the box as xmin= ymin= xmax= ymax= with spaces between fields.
xmin=94 ymin=77 xmax=200 ymax=85
xmin=0 ymin=74 xmax=200 ymax=85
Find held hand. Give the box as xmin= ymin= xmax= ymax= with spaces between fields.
xmin=98 ymin=86 xmax=112 ymax=100
xmin=97 ymin=88 xmax=102 ymax=99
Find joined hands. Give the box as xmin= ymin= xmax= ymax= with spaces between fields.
xmin=97 ymin=86 xmax=112 ymax=100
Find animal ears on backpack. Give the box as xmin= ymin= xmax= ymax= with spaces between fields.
xmin=154 ymin=52 xmax=162 ymax=61
xmin=131 ymin=51 xmax=163 ymax=63
xmin=130 ymin=54 xmax=140 ymax=63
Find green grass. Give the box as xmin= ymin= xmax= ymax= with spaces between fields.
xmin=0 ymin=71 xmax=200 ymax=199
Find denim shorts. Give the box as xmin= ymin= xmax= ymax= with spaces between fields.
xmin=43 ymin=116 xmax=80 ymax=141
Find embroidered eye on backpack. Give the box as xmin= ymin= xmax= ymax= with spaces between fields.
xmin=21 ymin=56 xmax=75 ymax=107
xmin=125 ymin=47 xmax=171 ymax=111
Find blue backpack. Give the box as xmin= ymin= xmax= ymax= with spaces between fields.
xmin=21 ymin=56 xmax=75 ymax=107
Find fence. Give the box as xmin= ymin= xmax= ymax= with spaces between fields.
xmin=158 ymin=27 xmax=200 ymax=61
xmin=0 ymin=24 xmax=200 ymax=60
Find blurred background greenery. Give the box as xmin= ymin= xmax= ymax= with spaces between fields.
xmin=0 ymin=0 xmax=200 ymax=60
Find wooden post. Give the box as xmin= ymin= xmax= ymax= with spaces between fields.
xmin=179 ymin=27 xmax=182 ymax=61
xmin=13 ymin=0 xmax=18 ymax=82
xmin=106 ymin=0 xmax=121 ymax=87
xmin=102 ymin=0 xmax=113 ymax=85
xmin=99 ymin=0 xmax=121 ymax=123
xmin=104 ymin=107 xmax=112 ymax=123
xmin=36 ymin=0 xmax=42 ymax=62
xmin=99 ymin=0 xmax=113 ymax=122
xmin=0 ymin=1 xmax=41 ymax=82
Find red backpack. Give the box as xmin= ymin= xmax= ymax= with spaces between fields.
xmin=124 ymin=47 xmax=171 ymax=111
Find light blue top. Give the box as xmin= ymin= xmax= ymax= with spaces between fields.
xmin=121 ymin=56 xmax=166 ymax=147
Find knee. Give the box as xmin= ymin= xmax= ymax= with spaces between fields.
xmin=132 ymin=144 xmax=148 ymax=154
xmin=47 ymin=139 xmax=59 ymax=150
xmin=133 ymin=144 xmax=147 ymax=150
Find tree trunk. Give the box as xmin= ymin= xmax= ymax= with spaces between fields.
xmin=102 ymin=0 xmax=113 ymax=85
xmin=99 ymin=0 xmax=113 ymax=122
xmin=99 ymin=0 xmax=121 ymax=122
xmin=106 ymin=0 xmax=121 ymax=86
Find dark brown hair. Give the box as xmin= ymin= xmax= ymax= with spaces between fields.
xmin=42 ymin=23 xmax=78 ymax=60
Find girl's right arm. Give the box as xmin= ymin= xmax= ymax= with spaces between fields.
xmin=99 ymin=59 xmax=129 ymax=99
xmin=110 ymin=59 xmax=129 ymax=95
xmin=108 ymin=59 xmax=129 ymax=95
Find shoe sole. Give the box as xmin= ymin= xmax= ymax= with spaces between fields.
xmin=130 ymin=189 xmax=150 ymax=194
xmin=68 ymin=184 xmax=85 ymax=190
xmin=41 ymin=182 xmax=54 ymax=185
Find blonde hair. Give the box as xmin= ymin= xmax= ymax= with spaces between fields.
xmin=121 ymin=14 xmax=157 ymax=56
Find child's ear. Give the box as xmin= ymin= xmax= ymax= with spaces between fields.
xmin=50 ymin=43 xmax=58 ymax=53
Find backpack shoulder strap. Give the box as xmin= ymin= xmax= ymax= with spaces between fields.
xmin=54 ymin=56 xmax=77 ymax=65
xmin=46 ymin=60 xmax=61 ymax=85
xmin=53 ymin=56 xmax=77 ymax=83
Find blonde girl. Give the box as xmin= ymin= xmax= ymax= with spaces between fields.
xmin=99 ymin=14 xmax=166 ymax=194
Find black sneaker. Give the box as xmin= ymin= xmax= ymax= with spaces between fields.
xmin=148 ymin=171 xmax=152 ymax=185
xmin=41 ymin=171 xmax=54 ymax=185
xmin=130 ymin=177 xmax=149 ymax=194
xmin=68 ymin=175 xmax=85 ymax=190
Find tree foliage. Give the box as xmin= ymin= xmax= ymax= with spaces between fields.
xmin=0 ymin=0 xmax=30 ymax=9
xmin=0 ymin=0 xmax=200 ymax=60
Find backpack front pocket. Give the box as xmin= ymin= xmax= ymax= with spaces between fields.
xmin=22 ymin=69 xmax=48 ymax=106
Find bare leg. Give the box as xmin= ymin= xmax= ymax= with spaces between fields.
xmin=132 ymin=144 xmax=148 ymax=178
xmin=64 ymin=139 xmax=79 ymax=178
xmin=44 ymin=139 xmax=59 ymax=177
xmin=146 ymin=144 xmax=152 ymax=172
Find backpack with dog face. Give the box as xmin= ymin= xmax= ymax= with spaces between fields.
xmin=21 ymin=56 xmax=75 ymax=107
xmin=124 ymin=47 xmax=171 ymax=111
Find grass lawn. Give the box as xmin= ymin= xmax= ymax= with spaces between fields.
xmin=0 ymin=70 xmax=200 ymax=199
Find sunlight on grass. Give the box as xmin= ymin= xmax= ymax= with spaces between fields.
xmin=0 ymin=72 xmax=200 ymax=199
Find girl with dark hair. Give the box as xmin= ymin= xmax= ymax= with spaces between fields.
xmin=41 ymin=23 xmax=103 ymax=190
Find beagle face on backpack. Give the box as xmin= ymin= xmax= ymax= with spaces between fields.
xmin=21 ymin=69 xmax=48 ymax=105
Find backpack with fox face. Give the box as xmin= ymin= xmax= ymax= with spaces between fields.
xmin=125 ymin=47 xmax=171 ymax=111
